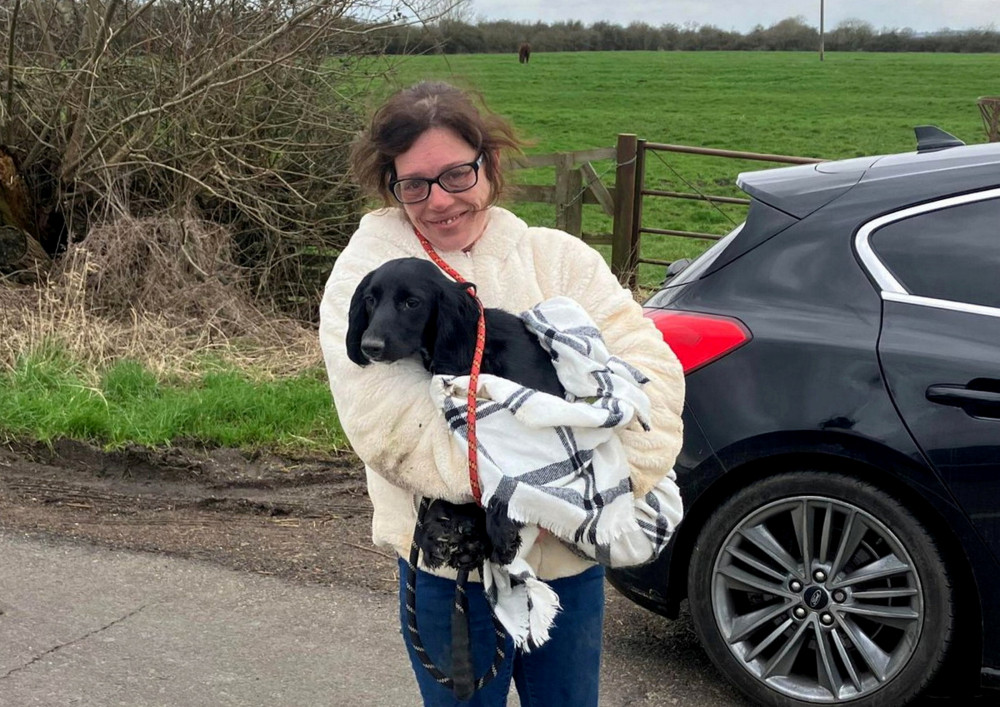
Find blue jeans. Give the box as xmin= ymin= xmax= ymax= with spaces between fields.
xmin=397 ymin=559 xmax=604 ymax=706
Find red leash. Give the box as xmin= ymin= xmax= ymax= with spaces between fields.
xmin=414 ymin=228 xmax=486 ymax=505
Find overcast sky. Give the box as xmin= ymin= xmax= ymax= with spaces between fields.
xmin=465 ymin=1 xmax=996 ymax=34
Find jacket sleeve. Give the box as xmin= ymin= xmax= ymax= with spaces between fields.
xmin=538 ymin=233 xmax=685 ymax=497
xmin=318 ymin=246 xmax=476 ymax=503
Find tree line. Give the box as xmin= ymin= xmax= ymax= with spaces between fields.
xmin=379 ymin=16 xmax=1000 ymax=54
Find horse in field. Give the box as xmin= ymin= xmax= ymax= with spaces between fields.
xmin=518 ymin=42 xmax=531 ymax=64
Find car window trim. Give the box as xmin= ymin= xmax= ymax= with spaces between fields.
xmin=855 ymin=186 xmax=1000 ymax=319
xmin=881 ymin=291 xmax=1000 ymax=319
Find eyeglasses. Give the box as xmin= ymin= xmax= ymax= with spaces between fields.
xmin=389 ymin=154 xmax=484 ymax=204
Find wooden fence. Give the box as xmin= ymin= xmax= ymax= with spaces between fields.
xmin=509 ymin=147 xmax=618 ymax=246
xmin=512 ymin=135 xmax=824 ymax=288
xmin=979 ymin=96 xmax=1000 ymax=142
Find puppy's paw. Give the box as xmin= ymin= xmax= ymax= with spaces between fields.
xmin=413 ymin=514 xmax=450 ymax=569
xmin=484 ymin=497 xmax=523 ymax=566
xmin=416 ymin=500 xmax=490 ymax=571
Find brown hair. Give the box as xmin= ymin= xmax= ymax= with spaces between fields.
xmin=350 ymin=81 xmax=523 ymax=207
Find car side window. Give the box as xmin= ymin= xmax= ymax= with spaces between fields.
xmin=870 ymin=197 xmax=1000 ymax=310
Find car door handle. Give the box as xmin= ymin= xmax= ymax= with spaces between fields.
xmin=926 ymin=384 xmax=1000 ymax=416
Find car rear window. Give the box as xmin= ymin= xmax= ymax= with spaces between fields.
xmin=869 ymin=197 xmax=1000 ymax=310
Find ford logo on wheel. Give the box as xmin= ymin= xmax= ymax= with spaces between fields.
xmin=804 ymin=586 xmax=828 ymax=610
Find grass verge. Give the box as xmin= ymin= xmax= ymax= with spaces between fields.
xmin=0 ymin=348 xmax=346 ymax=454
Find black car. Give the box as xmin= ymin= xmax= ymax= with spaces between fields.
xmin=608 ymin=128 xmax=1000 ymax=707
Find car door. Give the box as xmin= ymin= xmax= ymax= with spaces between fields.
xmin=857 ymin=190 xmax=1000 ymax=561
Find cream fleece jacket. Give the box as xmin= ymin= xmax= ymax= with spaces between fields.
xmin=319 ymin=206 xmax=684 ymax=580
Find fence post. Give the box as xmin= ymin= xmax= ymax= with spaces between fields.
xmin=612 ymin=134 xmax=638 ymax=287
xmin=565 ymin=165 xmax=583 ymax=236
xmin=554 ymin=152 xmax=583 ymax=236
xmin=979 ymin=96 xmax=1000 ymax=142
xmin=627 ymin=139 xmax=647 ymax=290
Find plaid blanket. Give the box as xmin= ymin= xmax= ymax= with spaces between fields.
xmin=429 ymin=296 xmax=681 ymax=649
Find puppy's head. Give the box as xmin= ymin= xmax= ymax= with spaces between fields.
xmin=346 ymin=257 xmax=466 ymax=367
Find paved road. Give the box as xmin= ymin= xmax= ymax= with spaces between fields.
xmin=0 ymin=532 xmax=747 ymax=706
xmin=1 ymin=533 xmax=418 ymax=706
xmin=2 ymin=533 xmax=992 ymax=706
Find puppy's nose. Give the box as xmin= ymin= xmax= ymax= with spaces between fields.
xmin=360 ymin=336 xmax=385 ymax=362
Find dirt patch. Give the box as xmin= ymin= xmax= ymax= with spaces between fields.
xmin=0 ymin=440 xmax=399 ymax=592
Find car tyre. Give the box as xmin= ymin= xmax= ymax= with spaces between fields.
xmin=688 ymin=470 xmax=953 ymax=706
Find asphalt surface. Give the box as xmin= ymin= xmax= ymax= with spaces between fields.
xmin=1 ymin=533 xmax=423 ymax=706
xmin=4 ymin=532 xmax=995 ymax=707
xmin=2 ymin=532 xmax=754 ymax=707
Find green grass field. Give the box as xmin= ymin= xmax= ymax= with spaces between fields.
xmin=386 ymin=51 xmax=1000 ymax=285
xmin=5 ymin=51 xmax=999 ymax=451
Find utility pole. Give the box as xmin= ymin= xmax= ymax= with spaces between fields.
xmin=820 ymin=0 xmax=825 ymax=61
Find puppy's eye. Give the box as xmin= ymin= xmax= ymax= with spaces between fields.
xmin=363 ymin=294 xmax=375 ymax=312
xmin=403 ymin=297 xmax=421 ymax=309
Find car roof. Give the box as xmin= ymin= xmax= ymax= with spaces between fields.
xmin=737 ymin=140 xmax=1000 ymax=219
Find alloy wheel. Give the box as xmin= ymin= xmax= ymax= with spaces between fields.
xmin=711 ymin=495 xmax=924 ymax=702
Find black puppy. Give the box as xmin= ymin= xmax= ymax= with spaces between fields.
xmin=347 ymin=257 xmax=564 ymax=568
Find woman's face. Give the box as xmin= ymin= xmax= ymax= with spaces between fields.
xmin=393 ymin=127 xmax=492 ymax=252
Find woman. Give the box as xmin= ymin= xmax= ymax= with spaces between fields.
xmin=319 ymin=81 xmax=684 ymax=706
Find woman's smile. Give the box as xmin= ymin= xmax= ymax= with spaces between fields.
xmin=394 ymin=127 xmax=492 ymax=252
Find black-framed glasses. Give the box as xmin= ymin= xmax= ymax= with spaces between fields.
xmin=389 ymin=154 xmax=484 ymax=204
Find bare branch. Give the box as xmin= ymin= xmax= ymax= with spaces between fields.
xmin=28 ymin=0 xmax=58 ymax=59
xmin=62 ymin=0 xmax=123 ymax=180
xmin=65 ymin=0 xmax=341 ymax=178
xmin=3 ymin=0 xmax=21 ymax=142
xmin=2 ymin=0 xmax=411 ymax=319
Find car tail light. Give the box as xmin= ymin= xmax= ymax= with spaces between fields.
xmin=643 ymin=309 xmax=752 ymax=374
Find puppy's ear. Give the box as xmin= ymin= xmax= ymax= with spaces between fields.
xmin=427 ymin=280 xmax=481 ymax=375
xmin=345 ymin=271 xmax=374 ymax=366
